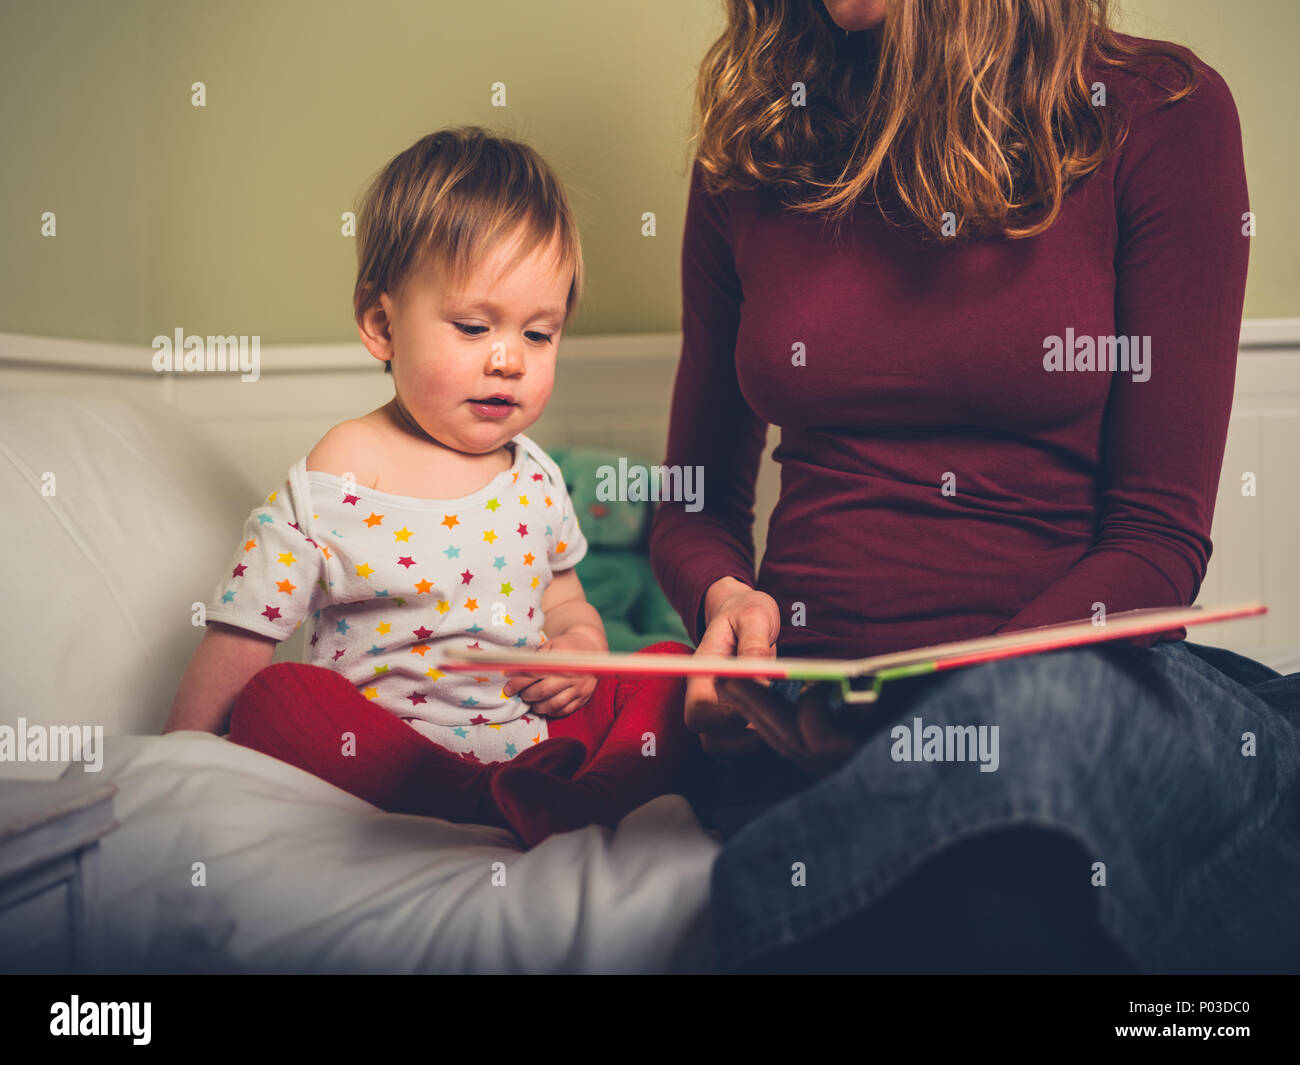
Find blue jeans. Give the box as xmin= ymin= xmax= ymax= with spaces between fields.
xmin=706 ymin=640 xmax=1300 ymax=972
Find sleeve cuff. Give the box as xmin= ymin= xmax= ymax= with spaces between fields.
xmin=204 ymin=611 xmax=290 ymax=643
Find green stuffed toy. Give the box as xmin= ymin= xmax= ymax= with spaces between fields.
xmin=547 ymin=446 xmax=693 ymax=652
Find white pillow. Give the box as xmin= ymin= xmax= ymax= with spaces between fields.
xmin=0 ymin=390 xmax=258 ymax=739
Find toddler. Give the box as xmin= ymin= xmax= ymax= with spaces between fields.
xmin=165 ymin=127 xmax=700 ymax=847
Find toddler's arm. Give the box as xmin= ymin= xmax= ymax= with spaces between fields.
xmin=163 ymin=622 xmax=276 ymax=735
xmin=539 ymin=568 xmax=607 ymax=651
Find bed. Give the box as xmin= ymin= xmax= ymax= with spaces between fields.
xmin=0 ymin=388 xmax=719 ymax=973
xmin=88 ymin=730 xmax=716 ymax=973
xmin=3 ymin=337 xmax=1297 ymax=973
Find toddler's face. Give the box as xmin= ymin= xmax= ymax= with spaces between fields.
xmin=376 ymin=227 xmax=570 ymax=456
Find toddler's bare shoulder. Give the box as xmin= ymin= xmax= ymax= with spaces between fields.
xmin=305 ymin=418 xmax=381 ymax=482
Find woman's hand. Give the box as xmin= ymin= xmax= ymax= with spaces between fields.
xmin=712 ymin=676 xmax=870 ymax=777
xmin=687 ymin=578 xmax=783 ymax=756
xmin=503 ymin=630 xmax=601 ymax=718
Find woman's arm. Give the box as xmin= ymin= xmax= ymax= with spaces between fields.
xmin=650 ymin=162 xmax=782 ymax=755
xmin=649 ymin=160 xmax=771 ymax=643
xmin=995 ymin=61 xmax=1250 ymax=646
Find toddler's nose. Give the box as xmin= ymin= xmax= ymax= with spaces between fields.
xmin=488 ymin=341 xmax=525 ymax=374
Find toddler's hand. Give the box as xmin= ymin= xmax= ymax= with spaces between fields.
xmin=502 ymin=633 xmax=600 ymax=718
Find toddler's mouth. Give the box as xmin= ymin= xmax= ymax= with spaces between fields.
xmin=467 ymin=394 xmax=518 ymax=417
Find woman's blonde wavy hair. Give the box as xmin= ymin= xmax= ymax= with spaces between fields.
xmin=691 ymin=0 xmax=1199 ymax=239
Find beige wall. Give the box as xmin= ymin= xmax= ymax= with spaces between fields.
xmin=0 ymin=0 xmax=1294 ymax=345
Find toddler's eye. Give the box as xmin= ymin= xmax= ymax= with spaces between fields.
xmin=526 ymin=331 xmax=553 ymax=344
xmin=454 ymin=323 xmax=488 ymax=336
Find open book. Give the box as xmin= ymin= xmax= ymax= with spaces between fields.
xmin=433 ymin=601 xmax=1267 ymax=704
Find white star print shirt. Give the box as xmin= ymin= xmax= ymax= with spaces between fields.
xmin=204 ymin=433 xmax=588 ymax=763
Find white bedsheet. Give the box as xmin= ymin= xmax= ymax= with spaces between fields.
xmin=84 ymin=731 xmax=720 ymax=973
xmin=57 ymin=644 xmax=1300 ymax=974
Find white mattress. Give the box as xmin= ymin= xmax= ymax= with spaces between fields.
xmin=84 ymin=731 xmax=720 ymax=973
xmin=58 ymin=643 xmax=1300 ymax=974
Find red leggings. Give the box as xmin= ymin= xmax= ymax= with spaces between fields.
xmin=227 ymin=641 xmax=702 ymax=847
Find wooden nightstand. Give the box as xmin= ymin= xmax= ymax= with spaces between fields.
xmin=0 ymin=774 xmax=117 ymax=973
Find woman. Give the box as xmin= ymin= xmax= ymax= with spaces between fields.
xmin=649 ymin=0 xmax=1300 ymax=973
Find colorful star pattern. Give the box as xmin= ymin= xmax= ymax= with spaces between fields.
xmin=205 ymin=440 xmax=586 ymax=764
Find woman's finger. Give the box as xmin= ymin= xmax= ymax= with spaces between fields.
xmin=700 ymin=728 xmax=770 ymax=758
xmin=684 ymin=623 xmax=749 ymax=734
xmin=795 ymin=682 xmax=852 ymax=749
xmin=687 ymin=618 xmax=777 ymax=735
xmin=714 ymin=677 xmax=809 ymax=768
xmin=685 ymin=676 xmax=754 ymax=738
xmin=792 ymin=683 xmax=865 ymax=771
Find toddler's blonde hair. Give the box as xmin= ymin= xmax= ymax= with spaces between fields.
xmin=353 ymin=126 xmax=585 ymax=371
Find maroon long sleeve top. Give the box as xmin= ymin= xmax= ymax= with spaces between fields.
xmin=649 ymin=46 xmax=1250 ymax=659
